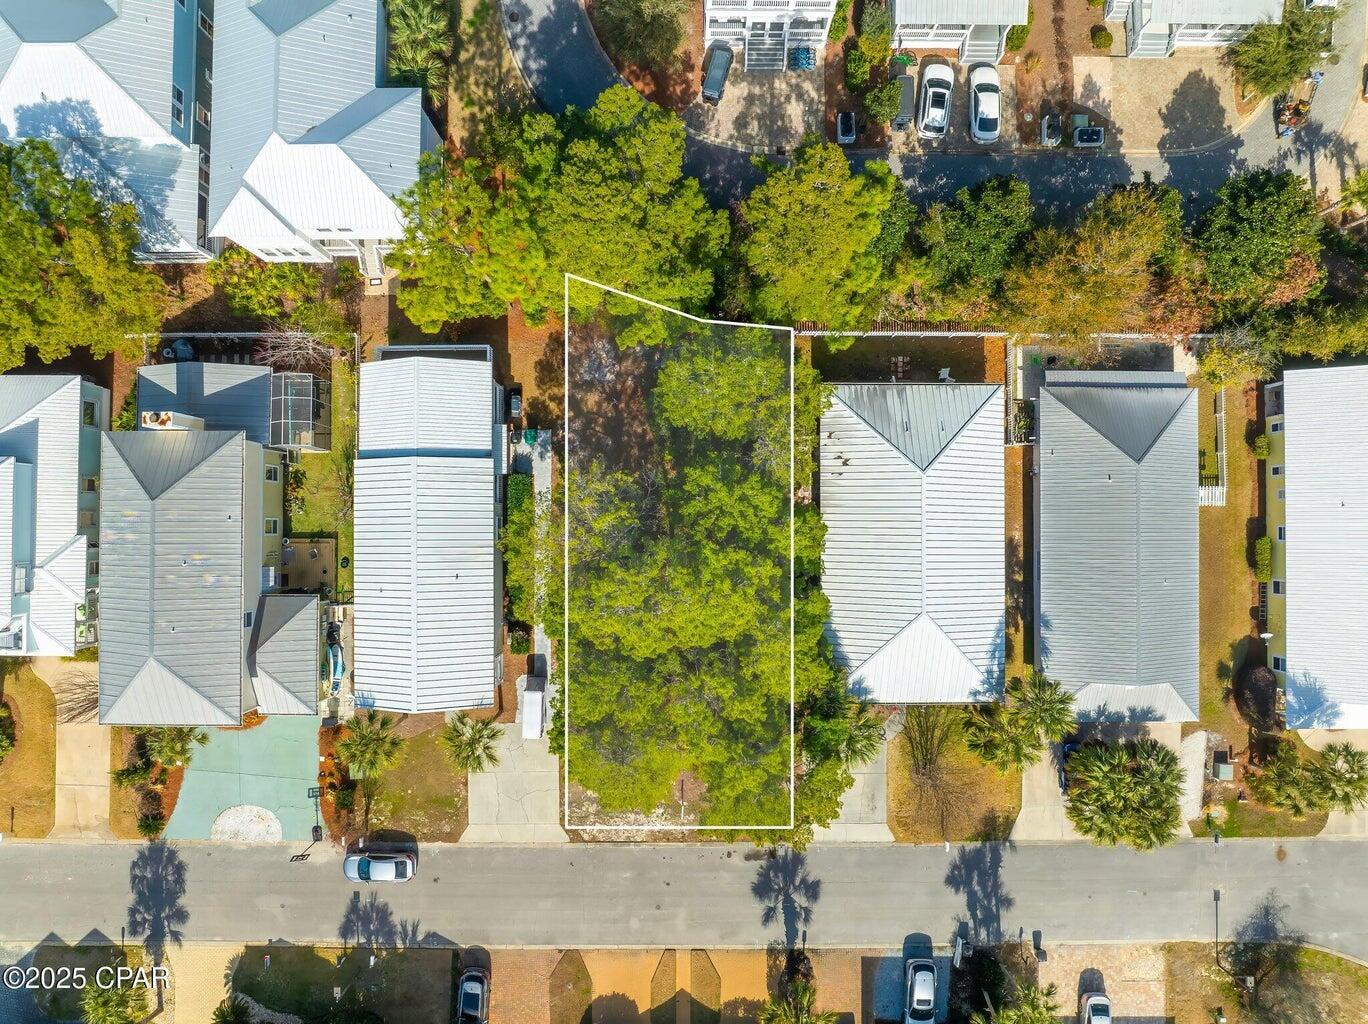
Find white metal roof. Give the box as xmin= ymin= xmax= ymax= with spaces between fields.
xmin=0 ymin=376 xmax=90 ymax=655
xmin=1150 ymin=0 xmax=1281 ymax=24
xmin=820 ymin=384 xmax=1005 ymax=704
xmin=0 ymin=4 xmax=204 ymax=257
xmin=893 ymin=0 xmax=1028 ymax=26
xmin=353 ymin=357 xmax=500 ymax=712
xmin=207 ymin=0 xmax=438 ymax=248
xmin=1281 ymin=365 xmax=1368 ymax=729
xmin=1037 ymin=371 xmax=1199 ymax=723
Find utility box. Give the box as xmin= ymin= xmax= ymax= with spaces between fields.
xmin=891 ymin=69 xmax=917 ymax=131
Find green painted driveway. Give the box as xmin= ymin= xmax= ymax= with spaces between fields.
xmin=165 ymin=716 xmax=321 ymax=841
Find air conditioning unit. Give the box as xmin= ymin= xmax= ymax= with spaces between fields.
xmin=140 ymin=410 xmax=205 ymax=431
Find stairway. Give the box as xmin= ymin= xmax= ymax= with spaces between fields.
xmin=745 ymin=21 xmax=786 ymax=71
xmin=960 ymin=23 xmax=1003 ymax=62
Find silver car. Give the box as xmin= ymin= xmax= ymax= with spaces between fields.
xmin=917 ymin=64 xmax=953 ymax=140
xmin=342 ymin=851 xmax=416 ymax=883
xmin=903 ymin=959 xmax=936 ymax=1024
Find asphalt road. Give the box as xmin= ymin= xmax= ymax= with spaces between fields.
xmin=499 ymin=0 xmax=1367 ymax=210
xmin=0 ymin=838 xmax=1362 ymax=957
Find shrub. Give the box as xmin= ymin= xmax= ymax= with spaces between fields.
xmin=1090 ymin=25 xmax=1113 ymax=49
xmin=207 ymin=247 xmax=322 ymax=319
xmin=828 ymin=0 xmax=852 ymax=42
xmin=1255 ymin=534 xmax=1273 ymax=582
xmin=1005 ymin=2 xmax=1034 ymax=51
xmin=844 ymin=46 xmax=871 ymax=91
xmin=0 ymin=703 xmax=13 ymax=764
xmin=509 ymin=621 xmax=532 ymax=654
xmin=596 ymin=0 xmax=689 ymax=68
xmin=137 ymin=813 xmax=166 ymax=838
xmin=859 ymin=0 xmax=892 ymax=46
xmin=333 ymin=784 xmax=356 ymax=812
xmin=1251 ymin=433 xmax=1272 ymax=459
xmin=1065 ymin=739 xmax=1183 ymax=850
xmin=111 ymin=391 xmax=138 ymax=432
xmin=863 ymin=80 xmax=902 ymax=125
xmin=1021 ymin=51 xmax=1042 ymax=73
xmin=112 ymin=761 xmax=153 ymax=789
xmin=1087 ymin=0 xmax=1104 ymax=6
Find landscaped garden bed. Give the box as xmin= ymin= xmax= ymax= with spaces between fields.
xmin=30 ymin=943 xmax=143 ymax=1023
xmin=108 ymin=728 xmax=188 ymax=841
xmin=287 ymin=357 xmax=358 ymax=596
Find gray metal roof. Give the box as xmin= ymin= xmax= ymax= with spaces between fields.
xmin=1280 ymin=366 xmax=1368 ymax=729
xmin=1151 ymin=0 xmax=1281 ymax=24
xmin=893 ymin=0 xmax=1028 ymax=26
xmin=821 ymin=384 xmax=1006 ymax=704
xmin=98 ymin=431 xmax=250 ymax=726
xmin=1037 ymin=372 xmax=1199 ymax=723
xmin=138 ymin=363 xmax=272 ymax=447
xmin=249 ymin=593 xmax=319 ymax=716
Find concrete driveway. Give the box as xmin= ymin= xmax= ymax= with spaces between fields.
xmin=29 ymin=657 xmax=113 ymax=841
xmin=891 ymin=61 xmax=1020 ymax=156
xmin=1011 ymin=746 xmax=1080 ymax=842
xmin=461 ymin=723 xmax=567 ymax=843
xmin=1304 ymin=729 xmax=1368 ymax=836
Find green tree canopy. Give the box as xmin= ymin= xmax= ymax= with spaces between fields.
xmin=737 ymin=142 xmax=898 ymax=328
xmin=0 ymin=140 xmax=164 ymax=373
xmin=595 ymin=0 xmax=688 ymax=66
xmin=1225 ymin=1 xmax=1339 ymax=99
xmin=80 ymin=982 xmax=148 ymax=1024
xmin=394 ymin=86 xmax=727 ymax=331
xmin=132 ymin=727 xmax=209 ymax=768
xmin=1065 ymin=739 xmax=1183 ymax=850
xmin=915 ymin=176 xmax=1034 ymax=316
xmin=438 ymin=713 xmax=504 ymax=774
xmin=1196 ymin=170 xmax=1323 ymax=304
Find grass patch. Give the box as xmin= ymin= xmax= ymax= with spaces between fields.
xmin=1194 ymin=382 xmax=1257 ymax=744
xmin=369 ymin=725 xmax=469 ymax=842
xmin=549 ymin=951 xmax=593 ymax=1024
xmin=32 ymin=944 xmax=140 ymax=1022
xmin=1165 ymin=942 xmax=1368 ymax=1023
xmin=234 ymin=945 xmax=452 ymax=1024
xmin=887 ymin=717 xmax=1020 ymax=843
xmin=288 ymin=357 xmax=357 ymax=596
xmin=1190 ymin=797 xmax=1326 ymax=838
xmin=0 ymin=664 xmax=55 ymax=837
xmin=108 ymin=727 xmax=144 ymax=841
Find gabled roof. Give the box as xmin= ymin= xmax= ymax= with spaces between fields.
xmin=1151 ymin=0 xmax=1281 ymax=24
xmin=249 ymin=593 xmax=319 ymax=716
xmin=1037 ymin=371 xmax=1198 ymax=723
xmin=207 ymin=0 xmax=437 ymax=245
xmin=0 ymin=2 xmax=203 ymax=258
xmin=138 ymin=363 xmax=272 ymax=447
xmin=893 ymin=0 xmax=1029 ymax=26
xmin=0 ymin=375 xmax=89 ymax=655
xmin=820 ymin=384 xmax=1005 ymax=704
xmin=99 ymin=431 xmax=248 ymax=726
xmin=353 ymin=356 xmax=499 ymax=712
xmin=1279 ymin=365 xmax=1368 ymax=730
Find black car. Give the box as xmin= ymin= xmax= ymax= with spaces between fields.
xmin=457 ymin=968 xmax=490 ymax=1024
xmin=508 ymin=384 xmax=523 ymax=422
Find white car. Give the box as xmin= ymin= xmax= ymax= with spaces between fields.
xmin=969 ymin=65 xmax=1002 ymax=144
xmin=1079 ymin=993 xmax=1111 ymax=1024
xmin=903 ymin=959 xmax=936 ymax=1024
xmin=342 ymin=851 xmax=416 ymax=883
xmin=917 ymin=64 xmax=954 ymax=140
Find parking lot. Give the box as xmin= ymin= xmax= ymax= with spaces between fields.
xmin=889 ymin=60 xmax=1021 ymax=155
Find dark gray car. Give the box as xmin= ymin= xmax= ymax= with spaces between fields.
xmin=701 ymin=44 xmax=734 ymax=104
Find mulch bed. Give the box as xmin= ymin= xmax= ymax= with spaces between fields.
xmin=583 ymin=0 xmax=705 ymax=113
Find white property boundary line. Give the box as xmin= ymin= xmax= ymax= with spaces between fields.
xmin=562 ymin=274 xmax=796 ymax=831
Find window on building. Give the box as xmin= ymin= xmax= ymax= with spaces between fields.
xmin=87 ymin=559 xmax=99 ymax=577
xmin=1272 ymin=655 xmax=1286 ymax=672
xmin=172 ymin=85 xmax=185 ymax=127
xmin=82 ymin=477 xmax=97 ymax=493
xmin=1272 ymin=579 xmax=1284 ymax=596
xmin=195 ymin=103 xmax=210 ymax=128
xmin=1278 ymin=488 xmax=1285 ymax=501
xmin=79 ymin=510 xmax=97 ymax=529
xmin=1277 ymin=525 xmax=1285 ymax=541
xmin=265 ymin=465 xmax=280 ymax=483
xmin=177 ymin=0 xmax=185 ymax=8
xmin=264 ymin=517 xmax=280 ymax=536
xmin=82 ymin=400 xmax=95 ymax=426
xmin=1271 ymin=464 xmax=1283 ymax=477
xmin=198 ymin=11 xmax=213 ymax=35
xmin=1271 ymin=421 xmax=1284 ymax=433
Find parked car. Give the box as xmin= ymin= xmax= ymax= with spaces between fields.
xmin=903 ymin=959 xmax=936 ymax=1024
xmin=1058 ymin=741 xmax=1081 ymax=792
xmin=342 ymin=851 xmax=416 ymax=883
xmin=916 ymin=64 xmax=953 ymax=140
xmin=969 ymin=65 xmax=1001 ymax=144
xmin=457 ymin=968 xmax=490 ymax=1024
xmin=508 ymin=384 xmax=523 ymax=421
xmin=836 ymin=110 xmax=857 ymax=145
xmin=701 ymin=44 xmax=733 ymax=104
xmin=890 ymin=62 xmax=918 ymax=131
xmin=1079 ymin=992 xmax=1111 ymax=1024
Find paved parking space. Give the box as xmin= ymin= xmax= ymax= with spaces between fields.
xmin=684 ymin=67 xmax=825 ymax=154
xmin=890 ymin=61 xmax=1020 ymax=157
xmin=1038 ymin=943 xmax=1167 ymax=1023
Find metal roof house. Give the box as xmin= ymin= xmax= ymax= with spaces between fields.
xmin=0 ymin=0 xmax=213 ymax=260
xmin=138 ymin=361 xmax=331 ymax=452
xmin=207 ymin=0 xmax=442 ymax=278
xmin=892 ymin=0 xmax=1030 ymax=62
xmin=0 ymin=375 xmax=109 ymax=656
xmin=1263 ymin=366 xmax=1368 ymax=730
xmin=98 ymin=428 xmax=312 ymax=725
xmin=353 ymin=349 xmax=505 ymax=713
xmin=1104 ymin=0 xmax=1282 ymax=58
xmin=1036 ymin=371 xmax=1199 ymax=723
xmin=704 ymin=0 xmax=836 ymax=71
xmin=820 ymin=384 xmax=1006 ymax=704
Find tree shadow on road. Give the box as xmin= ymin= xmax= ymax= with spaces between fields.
xmin=944 ymin=842 xmax=1015 ymax=946
xmin=751 ymin=848 xmax=822 ymax=950
xmin=127 ymin=841 xmax=188 ymax=972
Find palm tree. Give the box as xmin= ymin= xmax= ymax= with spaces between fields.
xmin=1065 ymin=740 xmax=1182 ymax=851
xmin=1312 ymin=742 xmax=1368 ymax=814
xmin=1249 ymin=738 xmax=1321 ymax=816
xmin=840 ymin=698 xmax=885 ymax=768
xmin=211 ymin=995 xmax=253 ymax=1024
xmin=337 ymin=710 xmax=405 ymax=830
xmin=962 ymin=704 xmax=1038 ymax=773
xmin=758 ymin=979 xmax=838 ymax=1024
xmin=1012 ymin=671 xmax=1075 ymax=744
xmin=81 ymin=982 xmax=148 ymax=1024
xmin=133 ymin=726 xmax=209 ymax=768
xmin=971 ymin=981 xmax=1059 ymax=1024
xmin=387 ymin=0 xmax=451 ymax=98
xmin=438 ymin=713 xmax=503 ymax=774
